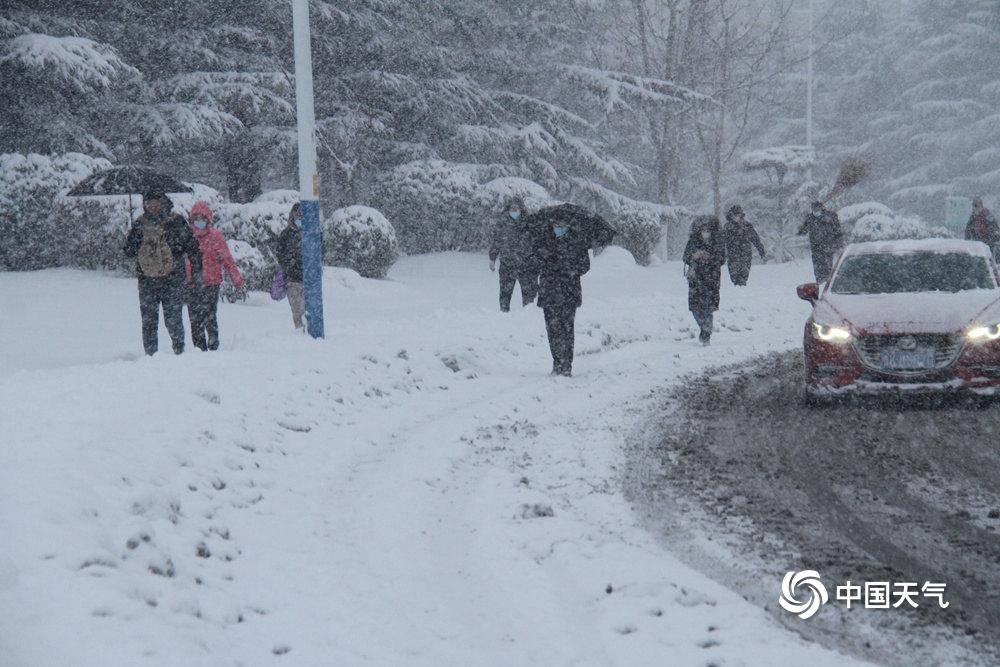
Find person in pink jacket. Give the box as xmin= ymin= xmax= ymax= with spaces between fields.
xmin=185 ymin=201 xmax=245 ymax=351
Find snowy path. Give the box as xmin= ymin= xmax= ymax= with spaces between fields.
xmin=1 ymin=252 xmax=870 ymax=665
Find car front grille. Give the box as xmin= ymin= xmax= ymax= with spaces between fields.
xmin=855 ymin=333 xmax=963 ymax=373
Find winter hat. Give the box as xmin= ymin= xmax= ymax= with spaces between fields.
xmin=189 ymin=200 xmax=213 ymax=224
xmin=726 ymin=205 xmax=743 ymax=221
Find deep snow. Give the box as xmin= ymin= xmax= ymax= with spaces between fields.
xmin=0 ymin=251 xmax=869 ymax=666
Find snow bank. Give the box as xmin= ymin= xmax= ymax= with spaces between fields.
xmin=0 ymin=255 xmax=865 ymax=666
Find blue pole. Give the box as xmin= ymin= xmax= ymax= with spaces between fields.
xmin=300 ymin=199 xmax=324 ymax=338
xmin=292 ymin=0 xmax=324 ymax=338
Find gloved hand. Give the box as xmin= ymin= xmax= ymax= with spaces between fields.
xmin=489 ymin=260 xmax=496 ymax=272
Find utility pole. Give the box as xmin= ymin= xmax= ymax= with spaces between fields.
xmin=292 ymin=0 xmax=324 ymax=339
xmin=806 ymin=0 xmax=814 ymax=183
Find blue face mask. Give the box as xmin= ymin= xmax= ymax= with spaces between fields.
xmin=293 ymin=217 xmax=303 ymax=228
xmin=553 ymin=226 xmax=569 ymax=238
xmin=509 ymin=210 xmax=522 ymax=221
xmin=193 ymin=219 xmax=208 ymax=230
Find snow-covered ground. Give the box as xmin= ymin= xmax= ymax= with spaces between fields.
xmin=0 ymin=251 xmax=869 ymax=666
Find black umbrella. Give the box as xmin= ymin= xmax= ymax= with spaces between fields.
xmin=66 ymin=166 xmax=193 ymax=230
xmin=529 ymin=203 xmax=616 ymax=248
xmin=66 ymin=166 xmax=193 ymax=197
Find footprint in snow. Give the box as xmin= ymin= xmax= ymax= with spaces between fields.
xmin=277 ymin=420 xmax=311 ymax=433
xmin=196 ymin=389 xmax=221 ymax=404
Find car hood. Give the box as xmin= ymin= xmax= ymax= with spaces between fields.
xmin=816 ymin=289 xmax=1000 ymax=334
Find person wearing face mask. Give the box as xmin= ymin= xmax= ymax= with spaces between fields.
xmin=797 ymin=200 xmax=844 ymax=283
xmin=531 ymin=214 xmax=592 ymax=376
xmin=722 ymin=205 xmax=766 ymax=286
xmin=275 ymin=202 xmax=306 ymax=329
xmin=124 ymin=190 xmax=202 ymax=355
xmin=488 ymin=196 xmax=537 ymax=311
xmin=683 ymin=215 xmax=727 ymax=345
xmin=184 ymin=201 xmax=245 ymax=350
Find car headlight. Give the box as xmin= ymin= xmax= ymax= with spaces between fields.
xmin=813 ymin=322 xmax=851 ymax=342
xmin=967 ymin=324 xmax=1000 ymax=342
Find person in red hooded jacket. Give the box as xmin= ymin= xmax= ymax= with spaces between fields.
xmin=185 ymin=201 xmax=245 ymax=350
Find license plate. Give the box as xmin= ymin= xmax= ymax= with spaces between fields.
xmin=879 ymin=348 xmax=936 ymax=370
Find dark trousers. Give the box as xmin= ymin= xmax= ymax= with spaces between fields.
xmin=728 ymin=260 xmax=751 ymax=286
xmin=543 ymin=305 xmax=576 ymax=374
xmin=692 ymin=309 xmax=714 ymax=342
xmin=812 ymin=251 xmax=835 ymax=283
xmin=188 ymin=284 xmax=221 ymax=351
xmin=138 ymin=278 xmax=184 ymax=355
xmin=499 ymin=262 xmax=538 ymax=311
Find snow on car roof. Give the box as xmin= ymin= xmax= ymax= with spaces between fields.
xmin=844 ymin=238 xmax=992 ymax=258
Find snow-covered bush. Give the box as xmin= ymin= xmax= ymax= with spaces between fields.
xmin=840 ymin=201 xmax=943 ymax=242
xmin=0 ymin=152 xmax=113 ymax=269
xmin=838 ymin=201 xmax=894 ymax=227
xmin=374 ymin=160 xmax=510 ymax=253
xmin=479 ymin=177 xmax=552 ymax=213
xmin=611 ymin=206 xmax=664 ymax=266
xmin=52 ymin=195 xmax=139 ymax=270
xmin=323 ymin=206 xmax=399 ymax=279
xmin=253 ymin=189 xmax=300 ymax=207
xmin=214 ymin=201 xmax=288 ymax=249
xmin=220 ymin=240 xmax=268 ymax=299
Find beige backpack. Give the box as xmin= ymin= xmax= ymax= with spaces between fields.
xmin=137 ymin=221 xmax=175 ymax=277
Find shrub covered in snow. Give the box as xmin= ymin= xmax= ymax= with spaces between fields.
xmin=610 ymin=206 xmax=664 ymax=266
xmin=221 ymin=240 xmax=268 ymax=298
xmin=253 ymin=189 xmax=300 ymax=207
xmin=214 ymin=201 xmax=288 ymax=250
xmin=322 ymin=206 xmax=399 ymax=279
xmin=0 ymin=152 xmax=112 ymax=269
xmin=838 ymin=201 xmax=894 ymax=227
xmin=840 ymin=201 xmax=943 ymax=242
xmin=52 ymin=195 xmax=139 ymax=271
xmin=479 ymin=177 xmax=553 ymax=213
xmin=374 ymin=160 xmax=494 ymax=253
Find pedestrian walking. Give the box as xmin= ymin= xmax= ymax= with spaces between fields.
xmin=798 ymin=201 xmax=845 ymax=283
xmin=123 ymin=191 xmax=202 ymax=355
xmin=722 ymin=205 xmax=766 ymax=286
xmin=185 ymin=201 xmax=245 ymax=350
xmin=683 ymin=215 xmax=726 ymax=345
xmin=965 ymin=197 xmax=1000 ymax=260
xmin=275 ymin=203 xmax=305 ymax=330
xmin=489 ymin=197 xmax=538 ymax=311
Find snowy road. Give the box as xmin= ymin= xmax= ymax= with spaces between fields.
xmin=1 ymin=252 xmax=873 ymax=665
xmin=628 ymin=352 xmax=1000 ymax=666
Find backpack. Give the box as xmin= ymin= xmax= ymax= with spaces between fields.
xmin=137 ymin=221 xmax=175 ymax=277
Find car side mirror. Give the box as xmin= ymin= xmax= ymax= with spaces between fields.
xmin=797 ymin=282 xmax=819 ymax=303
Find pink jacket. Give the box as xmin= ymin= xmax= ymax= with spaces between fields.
xmin=185 ymin=202 xmax=245 ymax=289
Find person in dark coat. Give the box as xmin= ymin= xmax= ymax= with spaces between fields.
xmin=489 ymin=197 xmax=538 ymax=311
xmin=797 ymin=201 xmax=845 ymax=283
xmin=124 ymin=191 xmax=202 ymax=355
xmin=274 ymin=203 xmax=305 ymax=329
xmin=722 ymin=205 xmax=766 ymax=286
xmin=683 ymin=215 xmax=726 ymax=345
xmin=530 ymin=213 xmax=592 ymax=376
xmin=965 ymin=197 xmax=1000 ymax=259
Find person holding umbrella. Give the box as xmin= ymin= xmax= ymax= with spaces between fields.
xmin=185 ymin=201 xmax=245 ymax=351
xmin=722 ymin=205 xmax=766 ymax=286
xmin=124 ymin=191 xmax=202 ymax=355
xmin=683 ymin=215 xmax=727 ymax=345
xmin=528 ymin=203 xmax=614 ymax=377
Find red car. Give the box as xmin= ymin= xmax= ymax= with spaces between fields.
xmin=798 ymin=239 xmax=1000 ymax=399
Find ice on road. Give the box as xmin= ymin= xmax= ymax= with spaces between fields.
xmin=0 ymin=251 xmax=868 ymax=665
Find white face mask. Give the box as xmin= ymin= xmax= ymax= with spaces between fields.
xmin=701 ymin=230 xmax=711 ymax=242
xmin=509 ymin=210 xmax=522 ymax=221
xmin=193 ymin=219 xmax=208 ymax=230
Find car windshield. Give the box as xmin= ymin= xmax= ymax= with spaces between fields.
xmin=830 ymin=251 xmax=995 ymax=295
